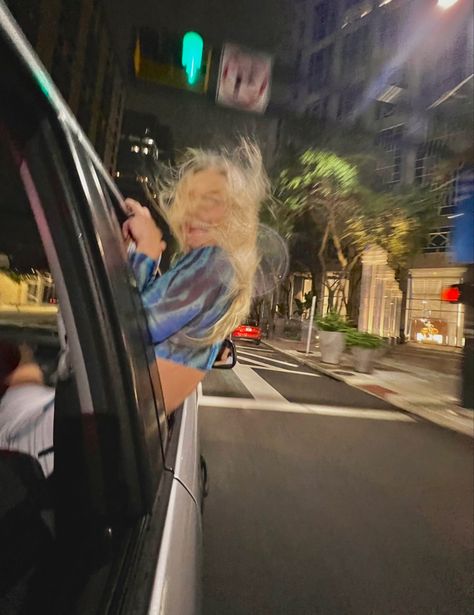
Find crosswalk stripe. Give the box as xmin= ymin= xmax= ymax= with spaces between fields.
xmin=232 ymin=363 xmax=288 ymax=402
xmin=236 ymin=350 xmax=299 ymax=368
xmin=236 ymin=355 xmax=301 ymax=370
xmin=235 ymin=344 xmax=274 ymax=353
xmin=242 ymin=365 xmax=321 ymax=377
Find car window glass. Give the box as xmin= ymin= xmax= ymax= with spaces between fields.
xmin=0 ymin=117 xmax=59 ymax=612
xmin=1 ymin=18 xmax=173 ymax=612
xmin=0 ymin=129 xmax=59 ymax=379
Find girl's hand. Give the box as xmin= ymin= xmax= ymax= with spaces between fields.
xmin=122 ymin=198 xmax=167 ymax=261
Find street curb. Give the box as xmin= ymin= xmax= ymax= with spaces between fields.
xmin=263 ymin=341 xmax=474 ymax=438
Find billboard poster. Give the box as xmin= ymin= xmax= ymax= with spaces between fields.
xmin=216 ymin=43 xmax=272 ymax=113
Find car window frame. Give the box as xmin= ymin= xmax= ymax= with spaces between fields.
xmin=1 ymin=7 xmax=203 ymax=613
xmin=0 ymin=11 xmax=179 ymax=613
xmin=90 ymin=164 xmax=170 ymax=444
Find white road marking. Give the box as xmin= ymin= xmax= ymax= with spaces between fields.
xmin=232 ymin=363 xmax=287 ymax=402
xmin=249 ymin=366 xmax=321 ymax=377
xmin=237 ymin=355 xmax=301 ymax=371
xmin=199 ymin=395 xmax=414 ymax=421
xmin=200 ymin=396 xmax=309 ymax=413
xmin=235 ymin=344 xmax=274 ymax=353
xmin=236 ymin=356 xmax=277 ymax=369
xmin=236 ymin=349 xmax=299 ymax=368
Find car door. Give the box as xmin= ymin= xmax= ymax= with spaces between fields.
xmin=0 ymin=3 xmax=201 ymax=614
xmin=69 ymin=134 xmax=204 ymax=615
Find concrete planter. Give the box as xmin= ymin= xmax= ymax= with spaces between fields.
xmin=318 ymin=330 xmax=346 ymax=365
xmin=351 ymin=347 xmax=377 ymax=373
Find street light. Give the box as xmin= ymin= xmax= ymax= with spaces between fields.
xmin=437 ymin=0 xmax=459 ymax=9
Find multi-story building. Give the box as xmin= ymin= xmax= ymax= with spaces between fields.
xmin=114 ymin=109 xmax=175 ymax=230
xmin=282 ymin=0 xmax=473 ymax=346
xmin=5 ymin=0 xmax=125 ymax=173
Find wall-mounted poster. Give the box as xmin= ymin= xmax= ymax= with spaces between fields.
xmin=216 ymin=43 xmax=272 ymax=113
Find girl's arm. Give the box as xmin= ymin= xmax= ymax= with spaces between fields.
xmin=140 ymin=247 xmax=232 ymax=345
xmin=128 ymin=249 xmax=161 ymax=294
xmin=122 ymin=198 xmax=167 ymax=293
xmin=155 ymin=357 xmax=205 ymax=414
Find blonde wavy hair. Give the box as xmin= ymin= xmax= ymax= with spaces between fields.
xmin=151 ymin=140 xmax=269 ymax=345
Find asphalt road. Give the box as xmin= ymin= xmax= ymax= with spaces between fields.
xmin=199 ymin=342 xmax=474 ymax=615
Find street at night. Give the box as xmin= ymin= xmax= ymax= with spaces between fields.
xmin=200 ymin=344 xmax=473 ymax=614
xmin=1 ymin=0 xmax=473 ymax=613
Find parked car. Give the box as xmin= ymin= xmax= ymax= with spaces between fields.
xmin=232 ymin=320 xmax=262 ymax=345
xmin=0 ymin=4 xmax=213 ymax=613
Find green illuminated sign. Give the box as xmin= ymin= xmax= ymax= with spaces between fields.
xmin=182 ymin=31 xmax=203 ymax=85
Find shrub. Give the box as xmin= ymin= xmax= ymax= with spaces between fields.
xmin=345 ymin=329 xmax=384 ymax=349
xmin=284 ymin=318 xmax=302 ymax=340
xmin=315 ymin=311 xmax=349 ymax=332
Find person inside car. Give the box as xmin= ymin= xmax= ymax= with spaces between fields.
xmin=123 ymin=140 xmax=268 ymax=413
xmin=0 ymin=340 xmax=55 ymax=477
xmin=212 ymin=339 xmax=235 ymax=367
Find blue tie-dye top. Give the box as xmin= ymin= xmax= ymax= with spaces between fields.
xmin=129 ymin=246 xmax=234 ymax=370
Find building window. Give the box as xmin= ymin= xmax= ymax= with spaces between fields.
xmin=308 ymin=96 xmax=329 ymax=118
xmin=51 ymin=34 xmax=74 ymax=101
xmin=295 ymin=49 xmax=302 ymax=76
xmin=376 ymin=124 xmax=404 ymax=185
xmin=76 ymin=18 xmax=102 ymax=137
xmin=378 ymin=9 xmax=400 ymax=51
xmin=313 ymin=1 xmax=336 ymax=42
xmin=414 ymin=141 xmax=457 ymax=220
xmin=406 ymin=273 xmax=464 ymax=346
xmin=414 ymin=140 xmax=445 ymax=186
xmin=338 ymin=83 xmax=363 ymax=119
xmin=424 ymin=227 xmax=452 ymax=253
xmin=50 ymin=0 xmax=82 ymax=102
xmin=375 ymin=101 xmax=395 ymax=119
xmin=299 ymin=20 xmax=305 ymax=39
xmin=342 ymin=25 xmax=369 ymax=76
xmin=421 ymin=30 xmax=469 ymax=105
xmin=5 ymin=0 xmax=41 ymax=47
xmin=308 ymin=45 xmax=333 ymax=93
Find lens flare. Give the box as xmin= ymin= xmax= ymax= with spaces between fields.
xmin=437 ymin=0 xmax=459 ymax=9
xmin=253 ymin=225 xmax=289 ymax=298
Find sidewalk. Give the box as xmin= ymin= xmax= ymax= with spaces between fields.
xmin=264 ymin=336 xmax=474 ymax=438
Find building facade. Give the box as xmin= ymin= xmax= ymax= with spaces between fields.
xmin=5 ymin=0 xmax=125 ymax=173
xmin=283 ymin=0 xmax=473 ymax=346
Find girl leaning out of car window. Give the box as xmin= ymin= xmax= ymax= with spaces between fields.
xmin=122 ymin=141 xmax=269 ymax=413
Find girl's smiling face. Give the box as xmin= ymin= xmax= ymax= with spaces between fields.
xmin=183 ymin=168 xmax=228 ymax=249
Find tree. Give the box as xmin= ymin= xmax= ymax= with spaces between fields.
xmin=276 ymin=149 xmax=441 ymax=319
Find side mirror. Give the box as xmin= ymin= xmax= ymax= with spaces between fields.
xmin=212 ymin=338 xmax=237 ymax=369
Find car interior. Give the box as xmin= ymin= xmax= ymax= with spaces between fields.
xmin=0 ymin=74 xmax=157 ymax=614
xmin=0 ymin=8 xmax=206 ymax=612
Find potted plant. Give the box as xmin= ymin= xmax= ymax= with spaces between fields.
xmin=315 ymin=311 xmax=349 ymax=365
xmin=345 ymin=329 xmax=385 ymax=374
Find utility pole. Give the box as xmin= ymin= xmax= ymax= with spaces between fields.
xmin=305 ymin=295 xmax=317 ymax=355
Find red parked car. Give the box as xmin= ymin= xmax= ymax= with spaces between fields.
xmin=232 ymin=320 xmax=262 ymax=345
